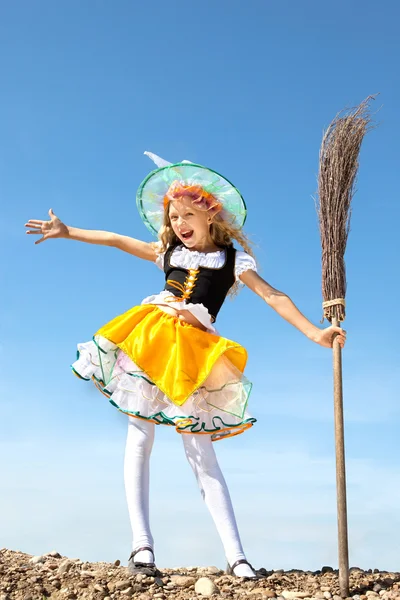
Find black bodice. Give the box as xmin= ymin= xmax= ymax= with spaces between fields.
xmin=163 ymin=244 xmax=236 ymax=322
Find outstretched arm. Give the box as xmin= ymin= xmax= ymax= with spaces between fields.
xmin=239 ymin=269 xmax=346 ymax=349
xmin=25 ymin=209 xmax=158 ymax=262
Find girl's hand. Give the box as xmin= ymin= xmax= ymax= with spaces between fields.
xmin=25 ymin=209 xmax=69 ymax=244
xmin=313 ymin=325 xmax=347 ymax=349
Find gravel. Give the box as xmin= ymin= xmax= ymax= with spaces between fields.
xmin=0 ymin=548 xmax=399 ymax=600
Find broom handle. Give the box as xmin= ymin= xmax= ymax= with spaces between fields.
xmin=332 ymin=317 xmax=349 ymax=598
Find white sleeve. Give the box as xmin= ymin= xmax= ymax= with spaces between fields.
xmin=153 ymin=241 xmax=165 ymax=270
xmin=234 ymin=251 xmax=257 ymax=282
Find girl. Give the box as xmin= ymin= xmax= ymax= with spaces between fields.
xmin=25 ymin=152 xmax=346 ymax=579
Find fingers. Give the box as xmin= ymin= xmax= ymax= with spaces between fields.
xmin=332 ymin=327 xmax=347 ymax=342
xmin=25 ymin=215 xmax=53 ymax=244
xmin=25 ymin=222 xmax=43 ymax=235
xmin=333 ymin=326 xmax=346 ymax=335
xmin=318 ymin=326 xmax=347 ymax=349
xmin=25 ymin=221 xmax=44 ymax=228
xmin=35 ymin=236 xmax=47 ymax=245
xmin=333 ymin=333 xmax=346 ymax=349
xmin=326 ymin=326 xmax=347 ymax=349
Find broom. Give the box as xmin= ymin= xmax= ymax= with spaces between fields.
xmin=315 ymin=95 xmax=376 ymax=598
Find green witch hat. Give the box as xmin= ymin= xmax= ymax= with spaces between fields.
xmin=136 ymin=151 xmax=247 ymax=236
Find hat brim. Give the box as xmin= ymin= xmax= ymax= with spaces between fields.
xmin=136 ymin=162 xmax=247 ymax=236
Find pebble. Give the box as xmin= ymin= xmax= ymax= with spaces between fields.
xmin=46 ymin=551 xmax=62 ymax=558
xmin=206 ymin=566 xmax=222 ymax=575
xmin=259 ymin=587 xmax=275 ymax=596
xmin=121 ymin=588 xmax=134 ymax=597
xmin=80 ymin=569 xmax=96 ymax=577
xmin=170 ymin=575 xmax=196 ymax=588
xmin=115 ymin=579 xmax=133 ymax=590
xmin=114 ymin=559 xmax=121 ymax=566
xmin=281 ymin=593 xmax=310 ymax=599
xmin=77 ymin=581 xmax=89 ymax=589
xmin=194 ymin=577 xmax=218 ymax=596
xmin=29 ymin=555 xmax=45 ymax=565
xmin=58 ymin=559 xmax=73 ymax=574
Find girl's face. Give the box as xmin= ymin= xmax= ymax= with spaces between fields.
xmin=168 ymin=196 xmax=212 ymax=249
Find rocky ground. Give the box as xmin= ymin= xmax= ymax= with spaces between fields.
xmin=1 ymin=549 xmax=399 ymax=600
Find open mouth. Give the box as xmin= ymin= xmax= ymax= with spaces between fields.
xmin=180 ymin=230 xmax=194 ymax=240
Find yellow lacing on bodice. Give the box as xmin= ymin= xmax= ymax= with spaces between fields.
xmin=164 ymin=268 xmax=200 ymax=303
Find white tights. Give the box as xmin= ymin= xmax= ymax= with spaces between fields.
xmin=124 ymin=417 xmax=254 ymax=577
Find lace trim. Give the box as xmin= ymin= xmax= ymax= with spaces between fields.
xmin=73 ymin=370 xmax=256 ymax=441
xmin=235 ymin=264 xmax=257 ymax=282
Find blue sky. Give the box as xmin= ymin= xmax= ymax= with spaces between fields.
xmin=1 ymin=0 xmax=399 ymax=571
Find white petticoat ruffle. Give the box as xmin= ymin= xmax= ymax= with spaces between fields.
xmin=141 ymin=291 xmax=216 ymax=332
xmin=155 ymin=243 xmax=257 ymax=282
xmin=72 ymin=336 xmax=255 ymax=442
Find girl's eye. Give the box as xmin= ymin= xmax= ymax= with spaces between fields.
xmin=186 ymin=213 xmax=194 ymax=217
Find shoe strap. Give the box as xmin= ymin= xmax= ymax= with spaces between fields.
xmin=230 ymin=559 xmax=255 ymax=572
xmin=130 ymin=546 xmax=155 ymax=562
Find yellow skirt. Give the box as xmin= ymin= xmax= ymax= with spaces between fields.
xmin=96 ymin=304 xmax=247 ymax=406
xmin=72 ymin=304 xmax=255 ymax=441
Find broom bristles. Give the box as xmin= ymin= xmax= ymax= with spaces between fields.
xmin=315 ymin=95 xmax=377 ymax=323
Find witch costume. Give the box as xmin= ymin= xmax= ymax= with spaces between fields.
xmin=71 ymin=153 xmax=258 ymax=442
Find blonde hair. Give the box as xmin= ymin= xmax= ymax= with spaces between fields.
xmin=153 ymin=201 xmax=256 ymax=297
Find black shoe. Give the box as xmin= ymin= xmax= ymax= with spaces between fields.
xmin=127 ymin=546 xmax=161 ymax=576
xmin=226 ymin=559 xmax=258 ymax=580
